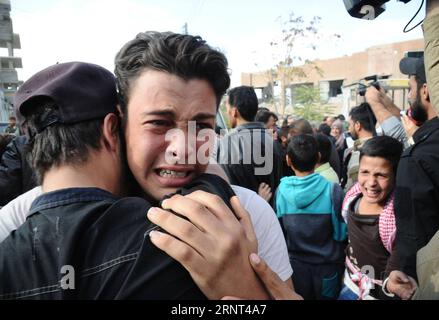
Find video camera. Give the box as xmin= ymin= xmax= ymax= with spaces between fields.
xmin=343 ymin=0 xmax=413 ymax=20
xmin=357 ymin=75 xmax=385 ymax=96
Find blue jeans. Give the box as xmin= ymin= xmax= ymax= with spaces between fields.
xmin=337 ymin=284 xmax=359 ymax=300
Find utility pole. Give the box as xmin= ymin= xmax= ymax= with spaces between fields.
xmin=182 ymin=23 xmax=188 ymax=35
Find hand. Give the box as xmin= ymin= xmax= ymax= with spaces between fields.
xmin=365 ymin=86 xmax=383 ymax=107
xmin=222 ymin=253 xmax=303 ymax=300
xmin=366 ymin=86 xmax=398 ymax=111
xmin=386 ymin=270 xmax=418 ymax=300
xmin=401 ymin=114 xmax=419 ymax=138
xmin=147 ymin=191 xmax=269 ymax=300
xmin=258 ymin=183 xmax=272 ymax=202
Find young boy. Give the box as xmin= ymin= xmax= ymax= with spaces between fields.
xmin=314 ymin=133 xmax=340 ymax=184
xmin=276 ymin=134 xmax=347 ymax=300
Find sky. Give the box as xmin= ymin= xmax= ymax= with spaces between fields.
xmin=8 ymin=0 xmax=426 ymax=87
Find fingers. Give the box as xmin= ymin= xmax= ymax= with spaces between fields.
xmin=408 ymin=276 xmax=418 ymax=288
xmin=365 ymin=86 xmax=380 ymax=101
xmin=258 ymin=183 xmax=272 ymax=202
xmin=388 ymin=271 xmax=417 ymax=300
xmin=230 ymin=196 xmax=258 ymax=250
xmin=392 ymin=270 xmax=410 ymax=283
xmin=402 ymin=114 xmax=419 ymax=134
xmin=160 ymin=194 xmax=220 ymax=233
xmin=249 ymin=253 xmax=287 ymax=300
xmin=178 ymin=190 xmax=239 ymax=223
xmin=147 ymin=207 xmax=213 ymax=254
xmin=402 ymin=114 xmax=413 ymax=126
xmin=149 ymin=229 xmax=204 ymax=275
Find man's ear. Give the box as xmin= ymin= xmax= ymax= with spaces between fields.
xmin=422 ymin=84 xmax=430 ymax=102
xmin=286 ymin=154 xmax=292 ymax=167
xmin=102 ymin=113 xmax=120 ymax=152
xmin=354 ymin=121 xmax=361 ymax=133
xmin=231 ymin=107 xmax=238 ymax=119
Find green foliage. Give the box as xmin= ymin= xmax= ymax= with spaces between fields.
xmin=293 ymin=85 xmax=335 ymax=121
xmin=262 ymin=11 xmax=341 ymax=116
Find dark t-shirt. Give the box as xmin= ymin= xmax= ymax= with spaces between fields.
xmin=346 ymin=195 xmax=399 ymax=299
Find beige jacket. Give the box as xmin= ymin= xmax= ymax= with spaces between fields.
xmin=412 ymin=229 xmax=439 ymax=299
xmin=424 ymin=11 xmax=439 ymax=115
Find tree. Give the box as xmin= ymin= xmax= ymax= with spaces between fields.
xmin=293 ymin=85 xmax=335 ymax=121
xmin=264 ymin=11 xmax=340 ymax=116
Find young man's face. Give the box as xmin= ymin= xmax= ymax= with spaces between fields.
xmin=124 ymin=69 xmax=217 ymax=201
xmin=358 ymin=155 xmax=394 ymax=206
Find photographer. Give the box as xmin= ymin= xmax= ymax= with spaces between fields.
xmin=392 ymin=55 xmax=439 ymax=284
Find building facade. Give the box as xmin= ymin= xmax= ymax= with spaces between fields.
xmin=0 ymin=0 xmax=22 ymax=124
xmin=241 ymin=38 xmax=424 ymax=116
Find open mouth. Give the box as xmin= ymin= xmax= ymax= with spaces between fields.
xmin=156 ymin=169 xmax=190 ymax=178
xmin=365 ymin=188 xmax=380 ymax=198
xmin=153 ymin=167 xmax=195 ymax=188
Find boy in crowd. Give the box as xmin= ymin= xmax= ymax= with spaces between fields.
xmin=276 ymin=134 xmax=347 ymax=300
xmin=314 ymin=133 xmax=339 ymax=184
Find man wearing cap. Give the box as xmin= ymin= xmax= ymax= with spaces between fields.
xmin=0 ymin=62 xmax=269 ymax=299
xmin=1 ymin=32 xmax=293 ymax=299
xmin=392 ymin=55 xmax=439 ymax=280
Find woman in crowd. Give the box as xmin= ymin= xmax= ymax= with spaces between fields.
xmin=330 ymin=119 xmax=347 ymax=162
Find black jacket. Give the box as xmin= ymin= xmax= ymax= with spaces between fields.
xmin=0 ymin=174 xmax=234 ymax=299
xmin=0 ymin=135 xmax=37 ymax=206
xmin=0 ymin=188 xmax=205 ymax=299
xmin=395 ymin=117 xmax=439 ymax=279
xmin=216 ymin=122 xmax=282 ymax=207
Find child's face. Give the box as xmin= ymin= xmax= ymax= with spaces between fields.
xmin=358 ymin=155 xmax=394 ymax=206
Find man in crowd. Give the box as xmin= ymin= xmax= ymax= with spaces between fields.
xmin=216 ymin=86 xmax=282 ymax=207
xmin=393 ymin=54 xmax=439 ymax=280
xmin=3 ymin=116 xmax=18 ymax=135
xmin=342 ymin=103 xmax=376 ymax=191
xmin=0 ymin=134 xmax=37 ymax=206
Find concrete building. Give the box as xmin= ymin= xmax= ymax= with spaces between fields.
xmin=0 ymin=0 xmax=22 ymax=123
xmin=241 ymin=38 xmax=423 ymax=116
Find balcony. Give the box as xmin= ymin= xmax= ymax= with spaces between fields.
xmin=0 ymin=68 xmax=18 ymax=83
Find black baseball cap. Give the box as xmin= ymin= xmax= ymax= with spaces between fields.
xmin=14 ymin=62 xmax=118 ymax=127
xmin=399 ymin=56 xmax=427 ymax=84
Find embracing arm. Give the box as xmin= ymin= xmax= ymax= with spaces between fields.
xmin=147 ymin=191 xmax=270 ymax=300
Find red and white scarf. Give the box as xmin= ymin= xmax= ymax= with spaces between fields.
xmin=341 ymin=182 xmax=396 ymax=253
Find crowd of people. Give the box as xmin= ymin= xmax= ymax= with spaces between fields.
xmin=0 ymin=1 xmax=438 ymax=301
